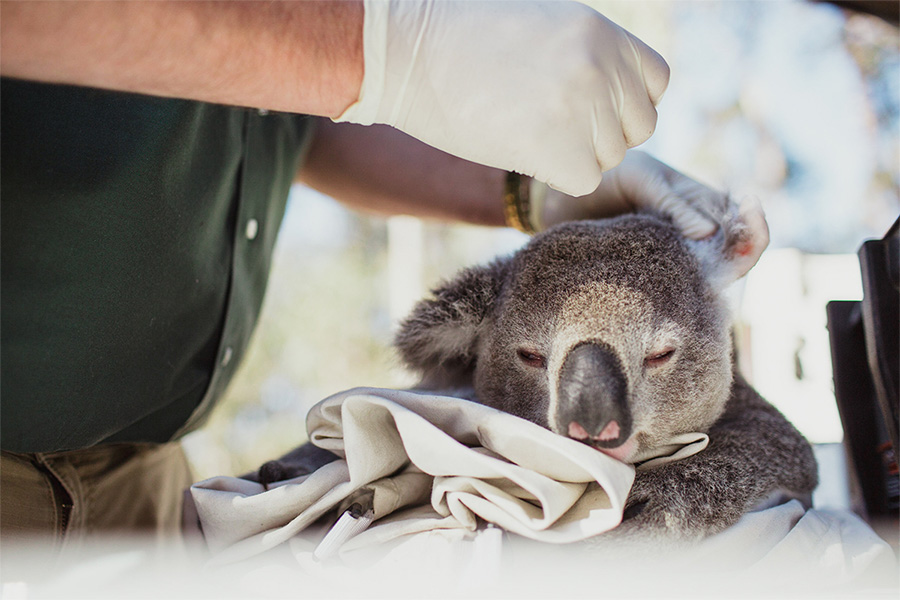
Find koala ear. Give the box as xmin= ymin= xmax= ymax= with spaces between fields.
xmin=685 ymin=195 xmax=769 ymax=290
xmin=394 ymin=258 xmax=508 ymax=389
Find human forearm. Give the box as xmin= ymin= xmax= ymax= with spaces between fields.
xmin=299 ymin=119 xmax=507 ymax=227
xmin=0 ymin=0 xmax=363 ymax=117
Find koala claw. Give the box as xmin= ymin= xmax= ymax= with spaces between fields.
xmin=252 ymin=443 xmax=341 ymax=488
xmin=257 ymin=460 xmax=294 ymax=488
xmin=621 ymin=500 xmax=647 ymax=522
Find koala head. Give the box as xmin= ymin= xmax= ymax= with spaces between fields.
xmin=396 ymin=202 xmax=766 ymax=463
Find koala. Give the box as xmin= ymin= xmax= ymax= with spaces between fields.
xmin=393 ymin=206 xmax=818 ymax=541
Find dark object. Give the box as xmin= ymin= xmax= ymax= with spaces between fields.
xmin=818 ymin=1 xmax=900 ymax=26
xmin=827 ymin=217 xmax=899 ymax=520
xmin=256 ymin=444 xmax=341 ymax=487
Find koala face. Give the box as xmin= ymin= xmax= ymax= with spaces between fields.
xmin=472 ymin=216 xmax=732 ymax=461
xmin=396 ymin=209 xmax=762 ymax=463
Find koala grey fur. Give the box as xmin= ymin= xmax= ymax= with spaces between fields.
xmin=394 ymin=210 xmax=818 ymax=541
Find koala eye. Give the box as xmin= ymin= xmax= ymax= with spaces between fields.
xmin=517 ymin=348 xmax=547 ymax=369
xmin=644 ymin=348 xmax=675 ymax=368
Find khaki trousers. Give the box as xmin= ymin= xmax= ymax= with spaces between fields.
xmin=0 ymin=442 xmax=193 ymax=556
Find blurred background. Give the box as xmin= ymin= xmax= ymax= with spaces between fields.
xmin=183 ymin=0 xmax=899 ymax=515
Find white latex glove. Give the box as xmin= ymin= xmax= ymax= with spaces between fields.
xmin=335 ymin=0 xmax=670 ymax=197
xmin=541 ymin=151 xmax=723 ymax=238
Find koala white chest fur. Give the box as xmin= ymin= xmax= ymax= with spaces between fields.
xmin=395 ymin=210 xmax=818 ymax=540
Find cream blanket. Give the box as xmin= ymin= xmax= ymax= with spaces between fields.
xmin=191 ymin=387 xmax=708 ymax=565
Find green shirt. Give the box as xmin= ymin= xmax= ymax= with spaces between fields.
xmin=1 ymin=78 xmax=317 ymax=452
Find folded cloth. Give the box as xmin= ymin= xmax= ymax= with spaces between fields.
xmin=191 ymin=387 xmax=708 ymax=565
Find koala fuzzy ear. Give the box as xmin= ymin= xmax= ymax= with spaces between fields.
xmin=394 ymin=258 xmax=508 ymax=389
xmin=686 ymin=195 xmax=769 ymax=290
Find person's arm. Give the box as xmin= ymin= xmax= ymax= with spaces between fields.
xmin=2 ymin=0 xmax=672 ymax=198
xmin=300 ymin=121 xmax=744 ymax=242
xmin=299 ymin=119 xmax=507 ymax=227
xmin=0 ymin=0 xmax=363 ymax=118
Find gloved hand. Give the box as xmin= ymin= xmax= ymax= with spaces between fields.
xmin=536 ymin=150 xmax=770 ymax=273
xmin=539 ymin=151 xmax=723 ymax=237
xmin=335 ymin=0 xmax=670 ymax=197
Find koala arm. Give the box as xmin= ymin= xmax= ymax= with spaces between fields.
xmin=613 ymin=371 xmax=818 ymax=542
xmin=243 ymin=443 xmax=341 ymax=487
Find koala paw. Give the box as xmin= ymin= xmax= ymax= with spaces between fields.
xmin=607 ymin=460 xmax=751 ymax=544
xmin=615 ymin=471 xmax=700 ymax=541
xmin=252 ymin=443 xmax=341 ymax=488
xmin=257 ymin=459 xmax=299 ymax=487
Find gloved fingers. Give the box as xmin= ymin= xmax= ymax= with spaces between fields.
xmin=591 ymin=105 xmax=629 ymax=178
xmin=656 ymin=170 xmax=770 ymax=270
xmin=603 ymin=151 xmax=720 ymax=239
xmin=541 ymin=134 xmax=606 ymax=197
xmin=630 ymin=33 xmax=670 ymax=106
xmin=615 ymin=32 xmax=667 ymax=148
xmin=660 ymin=169 xmax=729 ymax=239
xmin=654 ymin=185 xmax=722 ymax=240
xmin=616 ymin=76 xmax=660 ymax=149
xmin=588 ymin=27 xmax=665 ymax=170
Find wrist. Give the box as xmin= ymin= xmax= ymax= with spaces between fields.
xmin=503 ymin=174 xmax=550 ymax=234
xmin=332 ymin=0 xmax=390 ymax=124
xmin=305 ymin=1 xmax=365 ymax=118
xmin=539 ymin=187 xmax=600 ymax=230
xmin=503 ymin=173 xmax=534 ymax=234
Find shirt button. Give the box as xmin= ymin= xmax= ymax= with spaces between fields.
xmin=257 ymin=108 xmax=269 ymax=116
xmin=245 ymin=219 xmax=259 ymax=241
xmin=221 ymin=347 xmax=233 ymax=367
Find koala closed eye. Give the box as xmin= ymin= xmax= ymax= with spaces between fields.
xmin=517 ymin=348 xmax=547 ymax=369
xmin=643 ymin=348 xmax=675 ymax=368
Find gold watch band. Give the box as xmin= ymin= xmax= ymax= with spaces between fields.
xmin=503 ymin=171 xmax=537 ymax=235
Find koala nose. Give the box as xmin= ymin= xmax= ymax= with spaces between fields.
xmin=556 ymin=341 xmax=632 ymax=448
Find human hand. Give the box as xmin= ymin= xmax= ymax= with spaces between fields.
xmin=336 ymin=0 xmax=669 ymax=197
xmin=538 ymin=150 xmax=748 ymax=234
xmin=534 ymin=151 xmax=770 ymax=279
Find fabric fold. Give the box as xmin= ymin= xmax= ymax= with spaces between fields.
xmin=192 ymin=387 xmax=708 ymax=564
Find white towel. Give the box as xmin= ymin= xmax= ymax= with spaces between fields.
xmin=191 ymin=387 xmax=708 ymax=565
